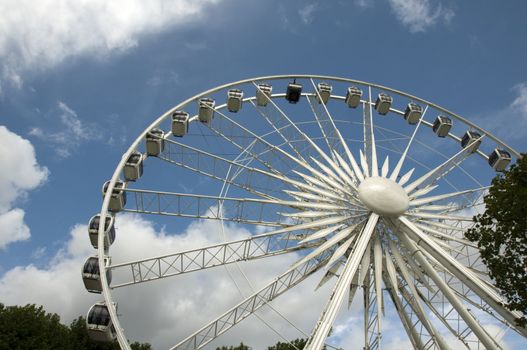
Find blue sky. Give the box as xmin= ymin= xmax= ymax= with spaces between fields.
xmin=1 ymin=0 xmax=527 ymax=349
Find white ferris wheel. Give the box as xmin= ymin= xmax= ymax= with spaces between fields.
xmin=81 ymin=75 xmax=526 ymax=350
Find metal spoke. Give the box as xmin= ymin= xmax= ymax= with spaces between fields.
xmin=159 ymin=138 xmax=284 ymax=199
xmin=390 ymin=106 xmax=428 ymax=181
xmin=396 ymin=216 xmax=527 ymax=336
xmin=388 ymin=239 xmax=450 ymax=350
xmin=122 ymin=188 xmax=298 ymax=226
xmin=363 ymin=87 xmax=378 ymax=177
xmin=170 ymin=246 xmax=335 ymax=350
xmin=109 ymin=230 xmax=319 ymax=288
xmin=409 ymin=186 xmax=489 ymax=207
xmin=398 ymin=231 xmax=501 ymax=350
xmin=383 ymin=271 xmax=426 ymax=349
xmin=304 ymin=213 xmax=380 ymax=350
xmin=307 ymin=78 xmax=364 ymax=182
xmin=404 ymin=135 xmax=485 ymax=194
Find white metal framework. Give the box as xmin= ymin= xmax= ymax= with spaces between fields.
xmin=85 ymin=75 xmax=525 ymax=350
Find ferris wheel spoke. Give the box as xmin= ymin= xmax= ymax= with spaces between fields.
xmin=398 ymin=231 xmax=502 ymax=350
xmin=404 ymin=212 xmax=474 ymax=222
xmin=412 ymin=222 xmax=477 ymax=248
xmin=252 ymin=84 xmax=321 ymax=163
xmin=207 ymin=108 xmax=301 ymax=176
xmin=414 ymin=219 xmax=466 ymax=232
xmin=291 ymin=168 xmax=354 ymax=200
xmin=409 ymin=185 xmax=489 ymax=207
xmin=390 ymin=106 xmax=429 ymax=181
xmin=249 ymin=100 xmax=309 ymax=163
xmin=372 ymin=234 xmax=384 ymax=335
xmin=404 ymin=135 xmax=485 ymax=194
xmin=261 ymin=80 xmax=364 ymax=184
xmin=304 ymin=213 xmax=379 ymax=350
xmin=388 ymin=240 xmax=451 ymax=350
xmin=159 ymin=138 xmax=286 ymax=199
xmin=361 ymin=87 xmax=380 ymax=177
xmin=109 ymin=229 xmax=320 ymax=289
xmin=290 ymin=222 xmax=365 ymax=271
xmin=306 ymin=94 xmax=339 ymax=160
xmin=396 ymin=216 xmax=527 ymax=337
xmin=382 ymin=272 xmax=426 ymax=349
xmin=169 ymin=246 xmax=334 ymax=350
xmin=206 ymin=108 xmax=358 ymax=201
xmin=161 ymin=137 xmax=346 ymax=204
xmin=363 ymin=270 xmax=381 ymax=350
xmin=121 ymin=188 xmax=300 ymax=227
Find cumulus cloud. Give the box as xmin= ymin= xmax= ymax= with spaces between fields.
xmin=29 ymin=101 xmax=101 ymax=158
xmin=474 ymin=82 xmax=527 ymax=141
xmin=0 ymin=213 xmax=344 ymax=348
xmin=0 ymin=126 xmax=48 ymax=248
xmin=0 ymin=0 xmax=218 ymax=91
xmin=0 ymin=210 xmax=517 ymax=348
xmin=511 ymin=83 xmax=527 ymax=117
xmin=299 ymin=3 xmax=318 ymax=25
xmin=388 ymin=0 xmax=454 ymax=33
xmin=354 ymin=0 xmax=374 ymax=8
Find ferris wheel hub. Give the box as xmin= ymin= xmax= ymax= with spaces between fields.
xmin=357 ymin=176 xmax=409 ymax=217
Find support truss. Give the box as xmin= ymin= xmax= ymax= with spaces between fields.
xmin=109 ymin=230 xmax=319 ymax=288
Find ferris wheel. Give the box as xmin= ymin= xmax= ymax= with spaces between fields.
xmin=81 ymin=75 xmax=526 ymax=350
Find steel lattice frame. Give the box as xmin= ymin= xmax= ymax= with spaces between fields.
xmin=93 ymin=75 xmax=526 ymax=350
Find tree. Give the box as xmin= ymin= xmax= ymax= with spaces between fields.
xmin=267 ymin=338 xmax=307 ymax=350
xmin=215 ymin=342 xmax=251 ymax=350
xmin=0 ymin=303 xmax=151 ymax=350
xmin=465 ymin=154 xmax=527 ymax=327
xmin=0 ymin=303 xmax=71 ymax=350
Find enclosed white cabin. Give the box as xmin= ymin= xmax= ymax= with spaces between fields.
xmin=488 ymin=149 xmax=511 ymax=171
xmin=227 ymin=89 xmax=244 ymax=113
xmin=286 ymin=81 xmax=302 ymax=104
xmin=461 ymin=131 xmax=482 ymax=153
xmin=316 ymin=82 xmax=332 ymax=104
xmin=345 ymin=86 xmax=362 ymax=108
xmin=172 ymin=111 xmax=189 ymax=137
xmin=82 ymin=256 xmax=111 ymax=293
xmin=198 ymin=98 xmax=215 ymax=123
xmin=256 ymin=83 xmax=272 ymax=106
xmin=432 ymin=115 xmax=452 ymax=137
xmin=102 ymin=180 xmax=127 ymax=212
xmin=375 ymin=93 xmax=393 ymax=115
xmin=145 ymin=128 xmax=165 ymax=156
xmin=88 ymin=214 xmax=115 ymax=249
xmin=404 ymin=103 xmax=423 ymax=125
xmin=86 ymin=302 xmax=117 ymax=342
xmin=123 ymin=152 xmax=143 ymax=181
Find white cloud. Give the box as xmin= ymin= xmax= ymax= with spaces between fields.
xmin=0 ymin=209 xmax=30 ymax=249
xmin=388 ymin=0 xmax=454 ymax=33
xmin=511 ymin=83 xmax=527 ymax=117
xmin=0 ymin=126 xmax=48 ymax=248
xmin=299 ymin=3 xmax=318 ymax=25
xmin=474 ymin=82 xmax=527 ymax=141
xmin=354 ymin=0 xmax=374 ymax=8
xmin=0 ymin=213 xmax=340 ymax=348
xmin=29 ymin=101 xmax=100 ymax=158
xmin=0 ymin=211 xmax=518 ymax=348
xmin=0 ymin=0 xmax=219 ymax=90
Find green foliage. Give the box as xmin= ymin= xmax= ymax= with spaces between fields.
xmin=267 ymin=338 xmax=307 ymax=350
xmin=215 ymin=342 xmax=251 ymax=350
xmin=0 ymin=303 xmax=71 ymax=350
xmin=465 ymin=154 xmax=527 ymax=327
xmin=0 ymin=303 xmax=151 ymax=350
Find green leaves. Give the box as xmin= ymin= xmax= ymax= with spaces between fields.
xmin=0 ymin=303 xmax=151 ymax=350
xmin=465 ymin=154 xmax=527 ymax=327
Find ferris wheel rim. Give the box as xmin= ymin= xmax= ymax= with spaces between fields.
xmin=94 ymin=74 xmax=523 ymax=350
